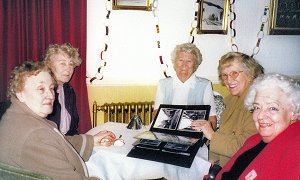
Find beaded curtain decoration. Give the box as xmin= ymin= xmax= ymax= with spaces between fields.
xmin=90 ymin=0 xmax=111 ymax=83
xmin=229 ymin=0 xmax=270 ymax=57
xmin=189 ymin=0 xmax=201 ymax=44
xmin=90 ymin=0 xmax=169 ymax=83
xmin=152 ymin=0 xmax=170 ymax=78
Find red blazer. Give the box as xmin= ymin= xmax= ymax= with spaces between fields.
xmin=217 ymin=121 xmax=300 ymax=180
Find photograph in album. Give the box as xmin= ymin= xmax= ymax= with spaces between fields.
xmin=127 ymin=104 xmax=211 ymax=168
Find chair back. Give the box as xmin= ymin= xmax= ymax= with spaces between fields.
xmin=0 ymin=101 xmax=11 ymax=120
xmin=0 ymin=162 xmax=52 ymax=180
xmin=213 ymin=91 xmax=225 ymax=131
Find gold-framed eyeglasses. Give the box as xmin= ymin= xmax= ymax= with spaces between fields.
xmin=220 ymin=71 xmax=243 ymax=81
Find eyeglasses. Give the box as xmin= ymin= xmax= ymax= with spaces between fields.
xmin=220 ymin=71 xmax=243 ymax=81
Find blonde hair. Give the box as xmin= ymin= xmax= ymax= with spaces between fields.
xmin=218 ymin=52 xmax=264 ymax=85
xmin=44 ymin=43 xmax=82 ymax=67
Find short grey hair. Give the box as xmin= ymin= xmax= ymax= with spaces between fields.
xmin=245 ymin=73 xmax=300 ymax=120
xmin=171 ymin=43 xmax=202 ymax=71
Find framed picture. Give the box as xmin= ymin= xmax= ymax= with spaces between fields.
xmin=197 ymin=0 xmax=229 ymax=34
xmin=112 ymin=0 xmax=152 ymax=11
xmin=269 ymin=0 xmax=300 ymax=35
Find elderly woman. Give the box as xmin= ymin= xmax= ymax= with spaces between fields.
xmin=0 ymin=61 xmax=115 ymax=179
xmin=192 ymin=52 xmax=264 ymax=167
xmin=44 ymin=43 xmax=82 ymax=135
xmin=154 ymin=43 xmax=217 ymax=130
xmin=217 ymin=73 xmax=300 ymax=179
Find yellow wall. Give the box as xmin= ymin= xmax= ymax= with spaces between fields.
xmin=87 ymin=84 xmax=229 ymax=125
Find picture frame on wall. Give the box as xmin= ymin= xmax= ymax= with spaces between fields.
xmin=197 ymin=0 xmax=229 ymax=34
xmin=269 ymin=0 xmax=300 ymax=35
xmin=112 ymin=0 xmax=152 ymax=11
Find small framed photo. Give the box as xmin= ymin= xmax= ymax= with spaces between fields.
xmin=112 ymin=0 xmax=152 ymax=11
xmin=197 ymin=0 xmax=229 ymax=34
xmin=268 ymin=0 xmax=300 ymax=35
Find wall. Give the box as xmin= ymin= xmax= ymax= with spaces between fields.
xmin=86 ymin=0 xmax=300 ymax=124
xmin=87 ymin=0 xmax=300 ymax=85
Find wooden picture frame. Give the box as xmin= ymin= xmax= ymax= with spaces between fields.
xmin=197 ymin=0 xmax=229 ymax=34
xmin=112 ymin=0 xmax=152 ymax=11
xmin=268 ymin=0 xmax=300 ymax=35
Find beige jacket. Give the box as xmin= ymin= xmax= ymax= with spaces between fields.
xmin=209 ymin=88 xmax=257 ymax=167
xmin=0 ymin=97 xmax=99 ymax=180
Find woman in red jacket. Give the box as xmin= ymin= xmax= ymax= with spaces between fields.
xmin=217 ymin=73 xmax=300 ymax=179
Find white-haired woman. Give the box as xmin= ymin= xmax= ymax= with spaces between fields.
xmin=217 ymin=73 xmax=300 ymax=179
xmin=154 ymin=43 xmax=217 ymax=130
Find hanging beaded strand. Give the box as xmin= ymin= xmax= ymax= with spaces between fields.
xmin=90 ymin=0 xmax=111 ymax=83
xmin=251 ymin=6 xmax=269 ymax=57
xmin=229 ymin=0 xmax=238 ymax=52
xmin=152 ymin=0 xmax=169 ymax=78
xmin=189 ymin=0 xmax=201 ymax=44
xmin=229 ymin=1 xmax=269 ymax=57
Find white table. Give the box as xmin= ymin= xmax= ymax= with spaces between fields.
xmin=86 ymin=122 xmax=211 ymax=180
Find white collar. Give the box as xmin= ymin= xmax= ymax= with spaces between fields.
xmin=173 ymin=73 xmax=197 ymax=87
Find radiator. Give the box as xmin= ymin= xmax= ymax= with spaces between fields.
xmin=92 ymin=101 xmax=155 ymax=127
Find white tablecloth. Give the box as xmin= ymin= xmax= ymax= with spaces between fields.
xmin=86 ymin=122 xmax=211 ymax=180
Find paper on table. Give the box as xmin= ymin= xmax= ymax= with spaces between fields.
xmin=134 ymin=131 xmax=156 ymax=140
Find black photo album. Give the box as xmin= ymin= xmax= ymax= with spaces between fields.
xmin=127 ymin=104 xmax=211 ymax=168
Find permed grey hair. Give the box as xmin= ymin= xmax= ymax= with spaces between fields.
xmin=171 ymin=43 xmax=202 ymax=71
xmin=245 ymin=73 xmax=300 ymax=120
xmin=44 ymin=43 xmax=82 ymax=67
xmin=7 ymin=61 xmax=53 ymax=99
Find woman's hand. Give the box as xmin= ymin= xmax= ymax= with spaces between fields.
xmin=191 ymin=120 xmax=214 ymax=140
xmin=93 ymin=130 xmax=116 ymax=147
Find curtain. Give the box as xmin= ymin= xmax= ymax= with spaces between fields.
xmin=0 ymin=0 xmax=91 ymax=133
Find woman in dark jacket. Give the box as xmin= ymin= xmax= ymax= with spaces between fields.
xmin=44 ymin=43 xmax=81 ymax=135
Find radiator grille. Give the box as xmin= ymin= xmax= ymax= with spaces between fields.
xmin=92 ymin=101 xmax=154 ymax=127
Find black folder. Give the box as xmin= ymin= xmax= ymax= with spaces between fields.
xmin=127 ymin=104 xmax=211 ymax=168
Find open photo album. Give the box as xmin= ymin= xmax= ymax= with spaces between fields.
xmin=127 ymin=104 xmax=211 ymax=168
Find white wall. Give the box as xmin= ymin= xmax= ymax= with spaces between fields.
xmin=87 ymin=0 xmax=300 ymax=85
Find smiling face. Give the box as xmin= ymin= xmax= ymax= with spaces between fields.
xmin=174 ymin=52 xmax=197 ymax=82
xmin=48 ymin=53 xmax=75 ymax=85
xmin=16 ymin=71 xmax=55 ymax=118
xmin=252 ymin=88 xmax=295 ymax=143
xmin=221 ymin=60 xmax=251 ymax=96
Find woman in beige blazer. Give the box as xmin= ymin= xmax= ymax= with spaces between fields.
xmin=192 ymin=52 xmax=264 ymax=167
xmin=0 ymin=61 xmax=115 ymax=179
